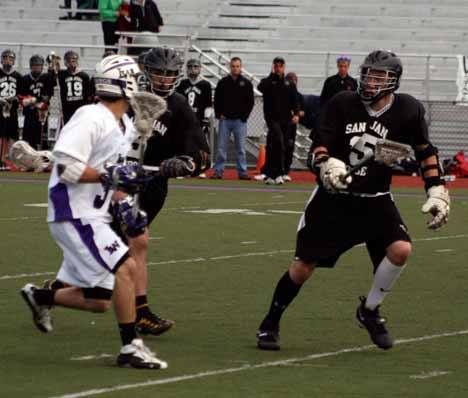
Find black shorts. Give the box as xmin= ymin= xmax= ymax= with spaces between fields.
xmin=139 ymin=176 xmax=168 ymax=225
xmin=295 ymin=188 xmax=411 ymax=269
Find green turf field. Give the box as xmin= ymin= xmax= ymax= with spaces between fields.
xmin=1 ymin=175 xmax=468 ymax=398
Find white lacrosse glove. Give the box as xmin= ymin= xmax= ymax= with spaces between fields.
xmin=319 ymin=157 xmax=352 ymax=193
xmin=421 ymin=185 xmax=450 ymax=230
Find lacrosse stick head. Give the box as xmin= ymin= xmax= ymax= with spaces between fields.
xmin=8 ymin=140 xmax=53 ymax=171
xmin=2 ymin=100 xmax=12 ymax=118
xmin=374 ymin=139 xmax=412 ymax=166
xmin=130 ymin=91 xmax=167 ymax=138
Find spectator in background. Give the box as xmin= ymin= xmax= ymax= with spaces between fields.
xmin=320 ymin=55 xmax=357 ymax=107
xmin=212 ymin=57 xmax=254 ymax=180
xmin=283 ymin=72 xmax=304 ymax=182
xmin=130 ymin=0 xmax=164 ymax=33
xmin=98 ymin=0 xmax=122 ymax=49
xmin=258 ymin=57 xmax=300 ymax=185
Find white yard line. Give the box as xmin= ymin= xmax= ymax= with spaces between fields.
xmin=50 ymin=329 xmax=468 ymax=398
xmin=0 ymin=271 xmax=55 ymax=280
xmin=409 ymin=370 xmax=451 ymax=380
xmin=2 ymin=234 xmax=467 ymax=281
xmin=70 ymin=354 xmax=114 ymax=361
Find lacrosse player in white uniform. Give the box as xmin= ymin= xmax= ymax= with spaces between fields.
xmin=20 ymin=55 xmax=167 ymax=370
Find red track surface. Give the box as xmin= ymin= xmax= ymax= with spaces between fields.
xmin=207 ymin=168 xmax=468 ymax=189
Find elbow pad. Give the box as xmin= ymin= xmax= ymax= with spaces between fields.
xmin=55 ymin=152 xmax=86 ymax=184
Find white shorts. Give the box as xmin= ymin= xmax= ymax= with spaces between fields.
xmin=49 ymin=219 xmax=129 ymax=290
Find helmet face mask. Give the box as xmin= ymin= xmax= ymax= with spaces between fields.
xmin=146 ymin=67 xmax=179 ymax=97
xmin=64 ymin=51 xmax=79 ymax=72
xmin=186 ymin=59 xmax=201 ymax=80
xmin=1 ymin=49 xmax=16 ymax=73
xmin=359 ymin=68 xmax=399 ymax=103
xmin=30 ymin=55 xmax=45 ymax=78
xmin=144 ymin=47 xmax=183 ymax=98
xmin=358 ymin=50 xmax=402 ymax=104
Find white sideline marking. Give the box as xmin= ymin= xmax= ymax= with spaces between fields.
xmin=148 ymin=237 xmax=164 ymax=241
xmin=435 ymin=249 xmax=455 ymax=253
xmin=241 ymin=241 xmax=257 ymax=245
xmin=410 ymin=370 xmax=451 ymax=380
xmin=269 ymin=210 xmax=303 ymax=215
xmin=0 ymin=216 xmax=42 ymax=221
xmin=50 ymin=329 xmax=468 ymax=398
xmin=2 ymin=235 xmax=468 ymax=281
xmin=0 ymin=271 xmax=55 ymax=280
xmin=71 ymin=354 xmax=113 ymax=361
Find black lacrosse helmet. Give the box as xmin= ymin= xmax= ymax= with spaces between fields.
xmin=144 ymin=47 xmax=184 ymax=97
xmin=30 ymin=54 xmax=45 ymax=67
xmin=358 ymin=50 xmax=403 ymax=104
xmin=1 ymin=49 xmax=16 ymax=72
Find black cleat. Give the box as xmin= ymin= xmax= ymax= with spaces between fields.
xmin=356 ymin=296 xmax=393 ymax=350
xmin=136 ymin=312 xmax=175 ymax=336
xmin=256 ymin=318 xmax=280 ymax=351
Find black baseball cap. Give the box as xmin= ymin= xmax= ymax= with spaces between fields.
xmin=273 ymin=56 xmax=285 ymax=64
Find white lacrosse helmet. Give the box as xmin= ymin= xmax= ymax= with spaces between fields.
xmin=94 ymin=55 xmax=140 ymax=100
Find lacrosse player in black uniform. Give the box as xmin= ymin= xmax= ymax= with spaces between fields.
xmin=127 ymin=47 xmax=210 ymax=335
xmin=176 ymin=58 xmax=213 ymax=126
xmin=54 ymin=51 xmax=92 ymax=124
xmin=256 ymin=50 xmax=450 ymax=351
xmin=176 ymin=58 xmax=213 ymax=177
xmin=0 ymin=49 xmax=22 ymax=169
xmin=19 ymin=55 xmax=54 ymax=150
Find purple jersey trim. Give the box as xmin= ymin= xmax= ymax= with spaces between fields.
xmin=70 ymin=220 xmax=112 ymax=272
xmin=49 ymin=183 xmax=73 ymax=221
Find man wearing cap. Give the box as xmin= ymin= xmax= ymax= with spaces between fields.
xmin=258 ymin=57 xmax=300 ymax=185
xmin=320 ymin=55 xmax=358 ymax=107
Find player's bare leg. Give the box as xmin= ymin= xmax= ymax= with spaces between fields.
xmin=130 ymin=231 xmax=175 ymax=336
xmin=257 ymin=259 xmax=316 ymax=350
xmin=357 ymin=240 xmax=412 ymax=350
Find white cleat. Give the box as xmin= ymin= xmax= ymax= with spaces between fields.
xmin=282 ymin=175 xmax=292 ymax=182
xmin=117 ymin=338 xmax=168 ymax=370
xmin=265 ymin=177 xmax=275 ymax=185
xmin=21 ymin=283 xmax=53 ymax=333
xmin=254 ymin=174 xmax=266 ymax=181
xmin=275 ymin=176 xmax=284 ymax=185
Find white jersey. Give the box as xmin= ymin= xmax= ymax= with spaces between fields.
xmin=47 ymin=103 xmax=135 ymax=223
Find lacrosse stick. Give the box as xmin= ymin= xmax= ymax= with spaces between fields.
xmin=129 ymin=91 xmax=167 ymax=216
xmin=341 ymin=138 xmax=412 ymax=182
xmin=2 ymin=98 xmax=12 ymax=118
xmin=8 ymin=140 xmax=53 ymax=171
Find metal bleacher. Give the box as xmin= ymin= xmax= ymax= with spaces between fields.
xmin=1 ymin=0 xmax=467 ymax=159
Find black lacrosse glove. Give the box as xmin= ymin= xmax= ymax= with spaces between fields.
xmin=159 ymin=156 xmax=196 ymax=178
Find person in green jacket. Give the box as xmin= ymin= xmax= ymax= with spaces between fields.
xmin=99 ymin=0 xmax=122 ymax=49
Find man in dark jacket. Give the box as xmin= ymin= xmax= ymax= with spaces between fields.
xmin=320 ymin=55 xmax=357 ymax=107
xmin=212 ymin=57 xmax=254 ymax=179
xmin=258 ymin=57 xmax=300 ymax=184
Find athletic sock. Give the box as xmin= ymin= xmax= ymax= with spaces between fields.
xmin=33 ymin=288 xmax=56 ymax=306
xmin=119 ymin=322 xmax=138 ymax=346
xmin=365 ymin=257 xmax=406 ymax=310
xmin=136 ymin=295 xmax=151 ymax=319
xmin=263 ymin=270 xmax=303 ymax=327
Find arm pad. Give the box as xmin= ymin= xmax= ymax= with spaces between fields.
xmin=55 ymin=152 xmax=86 ymax=184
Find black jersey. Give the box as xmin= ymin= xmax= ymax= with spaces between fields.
xmin=0 ymin=68 xmax=22 ymax=115
xmin=143 ymin=92 xmax=209 ymax=167
xmin=20 ymin=73 xmax=54 ymax=101
xmin=313 ymin=91 xmax=430 ymax=194
xmin=55 ymin=69 xmax=91 ymax=120
xmin=176 ymin=78 xmax=212 ymax=123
